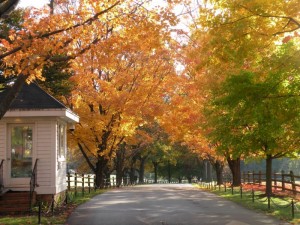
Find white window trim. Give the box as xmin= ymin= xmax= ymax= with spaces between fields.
xmin=57 ymin=122 xmax=66 ymax=163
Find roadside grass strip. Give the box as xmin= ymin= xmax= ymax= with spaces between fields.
xmin=0 ymin=189 xmax=106 ymax=225
xmin=194 ymin=183 xmax=300 ymax=224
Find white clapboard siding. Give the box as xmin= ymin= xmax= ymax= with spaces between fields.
xmin=56 ymin=161 xmax=67 ymax=192
xmin=0 ymin=123 xmax=5 ymax=160
xmin=36 ymin=121 xmax=54 ymax=188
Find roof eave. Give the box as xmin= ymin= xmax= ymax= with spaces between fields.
xmin=3 ymin=108 xmax=80 ymax=123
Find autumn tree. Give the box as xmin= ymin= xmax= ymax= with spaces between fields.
xmin=2 ymin=0 xmax=180 ymax=118
xmin=130 ymin=123 xmax=161 ymax=184
xmin=0 ymin=0 xmax=183 ymax=188
xmin=0 ymin=5 xmax=75 ymax=112
xmin=183 ymin=0 xmax=300 ymax=186
xmin=65 ymin=2 xmax=179 ymax=187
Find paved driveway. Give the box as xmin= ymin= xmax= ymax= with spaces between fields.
xmin=67 ymin=184 xmax=289 ymax=225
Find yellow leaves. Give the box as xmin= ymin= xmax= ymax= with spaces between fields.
xmin=66 ymin=3 xmax=179 ymax=157
xmin=0 ymin=39 xmax=10 ymax=48
xmin=0 ymin=0 xmax=189 ymax=160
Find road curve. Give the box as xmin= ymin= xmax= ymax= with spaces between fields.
xmin=66 ymin=184 xmax=289 ymax=225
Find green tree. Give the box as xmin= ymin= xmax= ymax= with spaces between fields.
xmin=206 ymin=43 xmax=300 ymax=195
xmin=38 ymin=61 xmax=75 ymax=103
xmin=159 ymin=144 xmax=203 ymax=183
xmin=185 ymin=0 xmax=300 ymax=187
xmin=0 ymin=9 xmax=24 ymax=89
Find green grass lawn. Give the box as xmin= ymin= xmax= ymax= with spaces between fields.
xmin=194 ymin=183 xmax=300 ymax=224
xmin=0 ymin=189 xmax=106 ymax=225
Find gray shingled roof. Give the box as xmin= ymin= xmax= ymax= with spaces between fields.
xmin=0 ymin=83 xmax=67 ymax=110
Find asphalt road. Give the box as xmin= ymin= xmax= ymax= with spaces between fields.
xmin=66 ymin=184 xmax=289 ymax=225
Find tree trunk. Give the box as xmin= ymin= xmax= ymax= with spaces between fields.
xmin=153 ymin=161 xmax=159 ymax=183
xmin=214 ymin=160 xmax=224 ymax=185
xmin=178 ymin=177 xmax=182 ymax=183
xmin=207 ymin=161 xmax=212 ymax=182
xmin=168 ymin=161 xmax=171 ymax=183
xmin=138 ymin=157 xmax=146 ymax=184
xmin=115 ymin=147 xmax=125 ymax=187
xmin=130 ymin=167 xmax=135 ymax=184
xmin=49 ymin=0 xmax=54 ymax=15
xmin=265 ymin=154 xmax=273 ymax=197
xmin=95 ymin=157 xmax=109 ymax=188
xmin=115 ymin=162 xmax=123 ymax=187
xmin=227 ymin=157 xmax=241 ymax=186
xmin=104 ymin=171 xmax=110 ymax=187
xmin=204 ymin=160 xmax=212 ymax=182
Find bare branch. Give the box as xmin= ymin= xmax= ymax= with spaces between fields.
xmin=239 ymin=4 xmax=300 ymax=35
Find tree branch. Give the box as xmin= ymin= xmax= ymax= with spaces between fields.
xmin=0 ymin=0 xmax=19 ymax=18
xmin=78 ymin=142 xmax=96 ymax=173
xmin=0 ymin=1 xmax=120 ymax=60
xmin=239 ymin=4 xmax=300 ymax=35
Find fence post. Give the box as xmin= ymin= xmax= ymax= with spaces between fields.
xmin=252 ymin=170 xmax=255 ymax=184
xmin=268 ymin=195 xmax=271 ymax=210
xmin=82 ymin=174 xmax=85 ymax=196
xmin=75 ymin=173 xmax=77 ymax=197
xmin=51 ymin=195 xmax=54 ymax=216
xmin=65 ymin=191 xmax=68 ymax=204
xmin=290 ymin=171 xmax=296 ymax=195
xmin=88 ymin=175 xmax=91 ymax=193
xmin=247 ymin=171 xmax=250 ymax=184
xmin=274 ymin=172 xmax=277 ymax=190
xmin=252 ymin=189 xmax=254 ymax=203
xmin=292 ymin=199 xmax=295 ymax=219
xmin=281 ymin=170 xmax=285 ymax=192
xmin=67 ymin=173 xmax=71 ymax=191
xmin=240 ymin=186 xmax=242 ymax=199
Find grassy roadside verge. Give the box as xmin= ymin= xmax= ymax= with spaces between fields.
xmin=194 ymin=184 xmax=300 ymax=224
xmin=0 ymin=189 xmax=106 ymax=225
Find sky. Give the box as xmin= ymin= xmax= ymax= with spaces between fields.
xmin=17 ymin=0 xmax=194 ymax=35
xmin=18 ymin=0 xmax=49 ymax=8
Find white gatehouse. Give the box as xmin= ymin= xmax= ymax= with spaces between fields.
xmin=0 ymin=83 xmax=79 ymax=211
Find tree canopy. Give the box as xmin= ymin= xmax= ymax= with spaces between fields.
xmin=1 ymin=0 xmax=300 ymax=190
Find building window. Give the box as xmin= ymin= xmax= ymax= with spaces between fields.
xmin=58 ymin=124 xmax=66 ymax=159
xmin=10 ymin=125 xmax=33 ymax=178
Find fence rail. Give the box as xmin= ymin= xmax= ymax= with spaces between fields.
xmin=242 ymin=171 xmax=300 ymax=195
xmin=66 ymin=173 xmax=137 ymax=195
xmin=66 ymin=173 xmax=96 ymax=196
xmin=199 ymin=182 xmax=299 ymax=219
